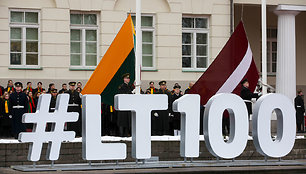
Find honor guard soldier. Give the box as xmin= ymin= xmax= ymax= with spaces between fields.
xmin=295 ymin=89 xmax=305 ymax=133
xmin=66 ymin=82 xmax=82 ymax=137
xmin=170 ymin=84 xmax=183 ymax=136
xmin=154 ymin=80 xmax=171 ymax=135
xmin=240 ymin=79 xmax=259 ymax=119
xmin=9 ymin=82 xmax=28 ymax=139
xmin=117 ymin=73 xmax=134 ymax=137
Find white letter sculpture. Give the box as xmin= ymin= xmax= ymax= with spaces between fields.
xmin=252 ymin=93 xmax=296 ymax=158
xmin=204 ymin=93 xmax=249 ymax=159
xmin=115 ymin=94 xmax=168 ymax=159
xmin=19 ymin=94 xmax=78 ymax=161
xmin=82 ymin=95 xmax=126 ymax=160
xmin=173 ymin=94 xmax=200 ymax=158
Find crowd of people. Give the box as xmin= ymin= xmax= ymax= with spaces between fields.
xmin=0 ymin=76 xmax=303 ymax=139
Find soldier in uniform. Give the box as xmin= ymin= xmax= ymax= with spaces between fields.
xmin=146 ymin=81 xmax=157 ymax=94
xmin=59 ymin=83 xmax=68 ymax=94
xmin=170 ymin=84 xmax=183 ymax=136
xmin=294 ymin=89 xmax=305 ymax=133
xmin=9 ymin=82 xmax=28 ymax=139
xmin=117 ymin=73 xmax=134 ymax=137
xmin=155 ymin=81 xmax=171 ymax=135
xmin=240 ymin=79 xmax=259 ymax=119
xmin=66 ymin=82 xmax=82 ymax=137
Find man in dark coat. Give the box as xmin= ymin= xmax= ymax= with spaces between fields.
xmin=155 ymin=80 xmax=171 ymax=135
xmin=294 ymin=90 xmax=305 ymax=133
xmin=5 ymin=80 xmax=15 ymax=93
xmin=66 ymin=82 xmax=82 ymax=137
xmin=240 ymin=79 xmax=259 ymax=119
xmin=170 ymin=84 xmax=183 ymax=136
xmin=184 ymin=82 xmax=194 ymax=94
xmin=146 ymin=81 xmax=158 ymax=94
xmin=9 ymin=82 xmax=28 ymax=139
xmin=58 ymin=83 xmax=68 ymax=94
xmin=117 ymin=73 xmax=134 ymax=137
xmin=33 ymin=82 xmax=45 ymax=94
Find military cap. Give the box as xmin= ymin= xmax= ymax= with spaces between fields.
xmin=122 ymin=73 xmax=130 ymax=79
xmin=69 ymin=82 xmax=76 ymax=86
xmin=159 ymin=81 xmax=166 ymax=85
xmin=173 ymin=85 xmax=181 ymax=89
xmin=149 ymin=81 xmax=154 ymax=85
xmin=14 ymin=82 xmax=23 ymax=88
xmin=240 ymin=79 xmax=248 ymax=85
xmin=51 ymin=89 xmax=58 ymax=93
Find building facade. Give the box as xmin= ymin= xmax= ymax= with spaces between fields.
xmin=0 ymin=0 xmax=305 ymax=96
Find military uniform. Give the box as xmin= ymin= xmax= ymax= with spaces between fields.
xmin=294 ymin=94 xmax=305 ymax=132
xmin=66 ymin=82 xmax=82 ymax=137
xmin=154 ymin=81 xmax=171 ymax=135
xmin=169 ymin=86 xmax=183 ymax=135
xmin=240 ymin=79 xmax=258 ymax=118
xmin=9 ymin=82 xmax=28 ymax=138
xmin=117 ymin=73 xmax=133 ymax=137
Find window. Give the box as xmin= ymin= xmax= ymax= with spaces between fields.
xmin=182 ymin=17 xmax=209 ymax=70
xmin=70 ymin=13 xmax=98 ymax=69
xmin=131 ymin=15 xmax=155 ymax=70
xmin=261 ymin=28 xmax=277 ymax=75
xmin=9 ymin=10 xmax=40 ymax=68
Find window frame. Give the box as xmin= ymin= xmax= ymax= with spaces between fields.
xmin=267 ymin=38 xmax=277 ymax=76
xmin=182 ymin=15 xmax=209 ymax=72
xmin=9 ymin=9 xmax=41 ymax=69
xmin=70 ymin=12 xmax=99 ymax=70
xmin=131 ymin=14 xmax=156 ymax=71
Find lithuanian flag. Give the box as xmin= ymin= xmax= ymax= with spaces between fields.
xmin=81 ymin=15 xmax=135 ymax=105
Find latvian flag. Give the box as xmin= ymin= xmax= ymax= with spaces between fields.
xmin=81 ymin=15 xmax=136 ymax=105
xmin=189 ymin=21 xmax=259 ymax=105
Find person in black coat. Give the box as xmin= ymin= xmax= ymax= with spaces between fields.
xmin=240 ymin=79 xmax=259 ymax=119
xmin=154 ymin=81 xmax=171 ymax=135
xmin=294 ymin=90 xmax=305 ymax=133
xmin=169 ymin=84 xmax=183 ymax=136
xmin=9 ymin=82 xmax=28 ymax=139
xmin=66 ymin=82 xmax=82 ymax=137
xmin=0 ymin=93 xmax=12 ymax=137
xmin=117 ymin=73 xmax=134 ymax=137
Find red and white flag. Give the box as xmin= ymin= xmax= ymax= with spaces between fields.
xmin=189 ymin=21 xmax=259 ymax=105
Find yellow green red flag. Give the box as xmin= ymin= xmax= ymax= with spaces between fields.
xmin=81 ymin=14 xmax=135 ymax=105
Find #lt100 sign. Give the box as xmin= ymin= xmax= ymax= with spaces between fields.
xmin=20 ymin=93 xmax=296 ymax=162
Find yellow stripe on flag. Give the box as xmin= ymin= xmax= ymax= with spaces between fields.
xmin=81 ymin=15 xmax=134 ymax=95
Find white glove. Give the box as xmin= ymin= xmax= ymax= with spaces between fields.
xmin=132 ymin=89 xmax=136 ymax=94
xmin=9 ymin=115 xmax=12 ymax=119
xmin=154 ymin=112 xmax=159 ymax=117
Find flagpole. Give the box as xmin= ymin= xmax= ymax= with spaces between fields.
xmin=261 ymin=0 xmax=267 ymax=94
xmin=135 ymin=0 xmax=142 ymax=94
